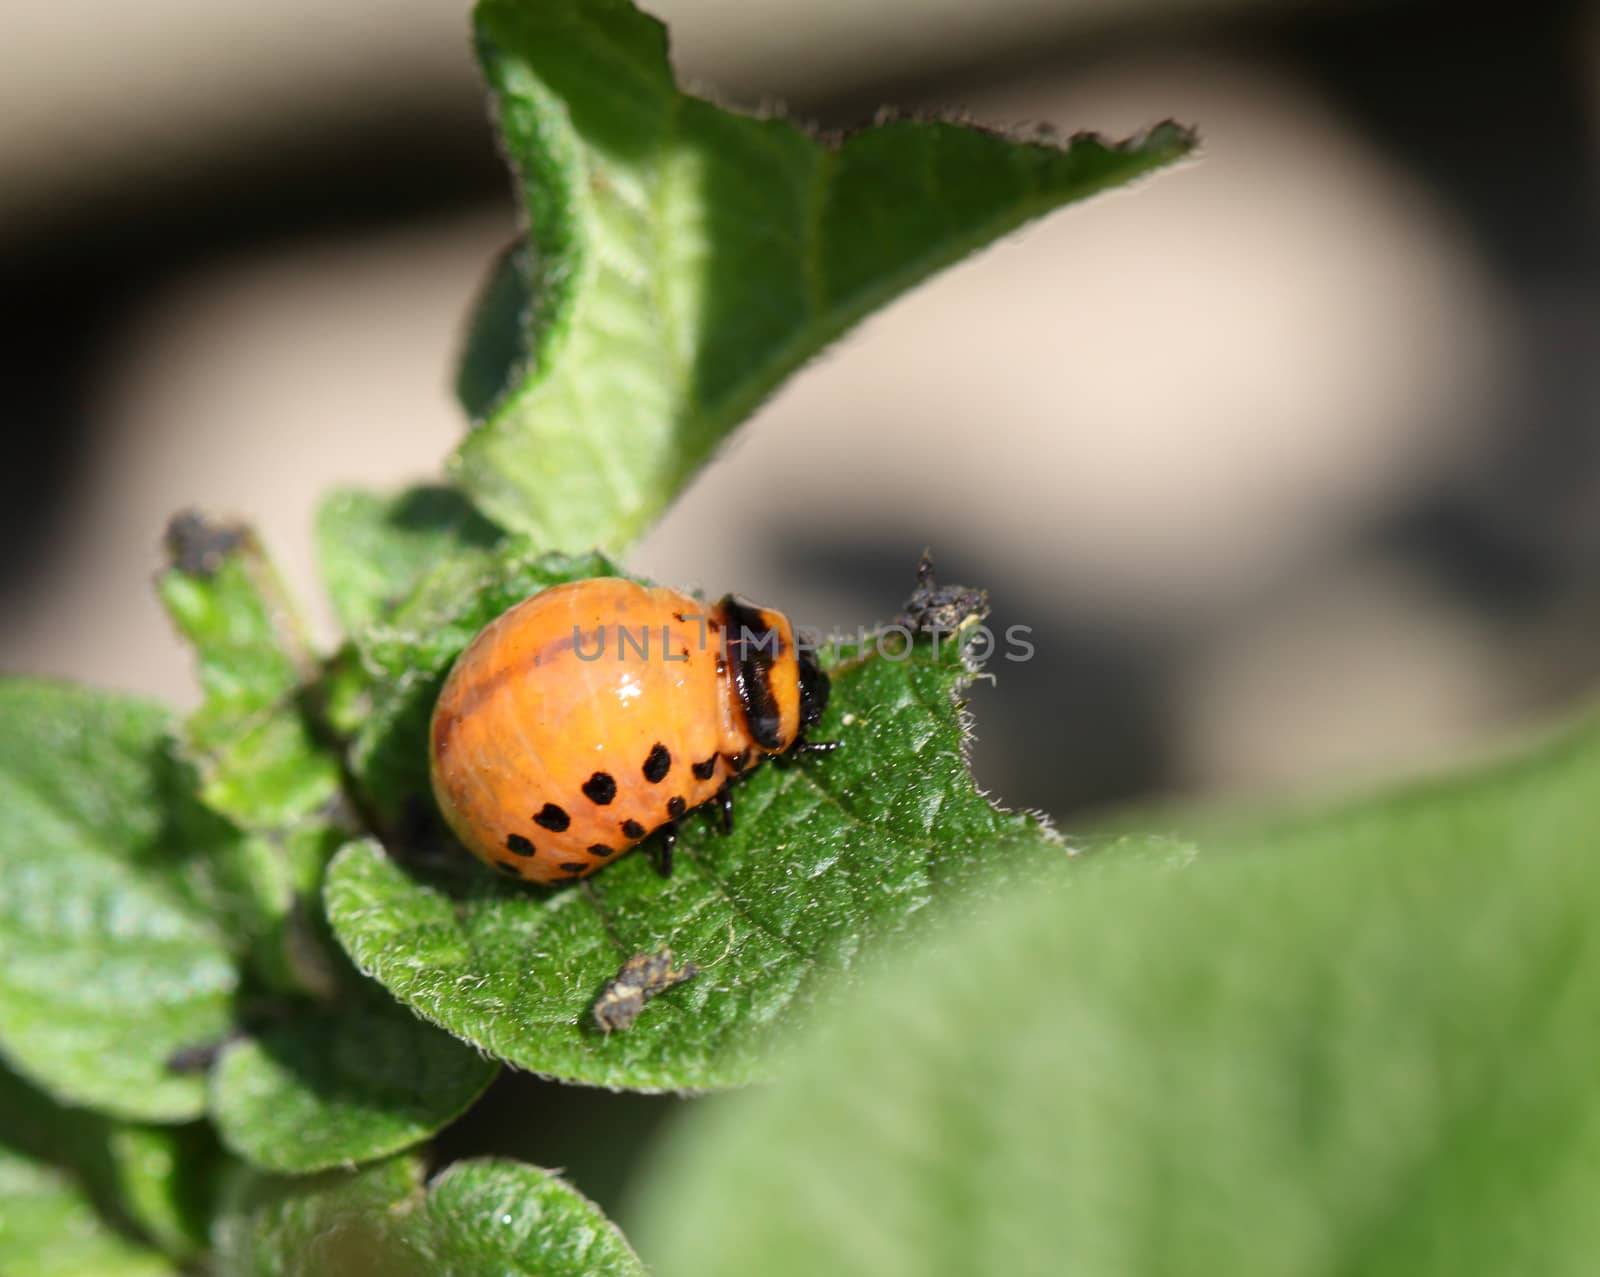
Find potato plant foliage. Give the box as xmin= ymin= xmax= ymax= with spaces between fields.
xmin=63 ymin=2 xmax=1600 ymax=1274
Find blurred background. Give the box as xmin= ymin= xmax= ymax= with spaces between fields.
xmin=6 ymin=0 xmax=1599 ymax=815
xmin=5 ymin=0 xmax=1598 ymax=1224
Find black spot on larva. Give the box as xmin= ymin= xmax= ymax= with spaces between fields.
xmin=496 ymin=861 xmax=523 ymax=878
xmin=673 ymin=611 xmax=686 ymax=622
xmin=667 ymin=796 xmax=687 ymax=819
xmin=506 ymin=834 xmax=536 ymax=857
xmin=715 ymin=656 xmax=727 ymax=675
xmin=558 ymin=861 xmax=588 ymax=875
xmin=642 ymin=743 xmax=671 ymax=783
xmin=587 ymin=843 xmax=614 ymax=858
xmin=692 ymin=756 xmax=717 ymax=781
xmin=534 ymin=803 xmax=571 ymax=832
xmin=727 ymin=750 xmax=750 ymax=773
xmin=583 ymin=772 xmax=618 ymax=805
xmin=622 ymin=819 xmax=646 ymax=839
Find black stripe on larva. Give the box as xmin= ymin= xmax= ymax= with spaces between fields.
xmin=496 ymin=861 xmax=523 ymax=877
xmin=719 ymin=595 xmax=785 ymax=750
xmin=727 ymin=750 xmax=750 ymax=773
xmin=534 ymin=803 xmax=571 ymax=832
xmin=506 ymin=834 xmax=536 ymax=857
xmin=587 ymin=843 xmax=614 ymax=858
xmin=667 ymin=796 xmax=687 ymax=818
xmin=642 ymin=743 xmax=671 ymax=783
xmin=692 ymin=756 xmax=717 ymax=780
xmin=622 ymin=820 xmax=646 ymax=839
xmin=558 ymin=861 xmax=588 ymax=874
xmin=582 ymin=772 xmax=618 ymax=805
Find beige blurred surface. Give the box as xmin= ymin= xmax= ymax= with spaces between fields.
xmin=2 ymin=0 xmax=1295 ymax=225
xmin=1173 ymin=558 xmax=1513 ymax=793
xmin=2 ymin=212 xmax=507 ymax=702
xmin=0 ymin=37 xmax=1523 ymax=795
xmin=637 ymin=56 xmax=1506 ymax=619
xmin=2 ymin=0 xmax=481 ymax=227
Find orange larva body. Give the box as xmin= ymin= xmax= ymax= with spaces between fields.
xmin=428 ymin=578 xmax=828 ymax=885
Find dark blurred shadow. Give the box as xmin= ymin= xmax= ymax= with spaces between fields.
xmin=430 ymin=1067 xmax=687 ymax=1218
xmin=0 ymin=99 xmax=507 ymax=611
xmin=1271 ymin=0 xmax=1600 ymax=607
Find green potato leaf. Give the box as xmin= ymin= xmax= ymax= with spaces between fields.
xmin=160 ymin=518 xmax=496 ymax=1171
xmin=454 ymin=0 xmax=1195 ymax=549
xmin=315 ymin=486 xmax=507 ymax=641
xmin=212 ymin=1155 xmax=425 ymax=1277
xmin=0 ymin=1150 xmax=176 ymax=1277
xmin=634 ymin=707 xmax=1600 ymax=1277
xmin=0 ymin=1060 xmax=217 ymax=1266
xmin=159 ymin=516 xmax=350 ymax=999
xmin=99 ymin=1123 xmax=219 ymax=1263
xmin=159 ymin=515 xmax=340 ymax=835
xmin=209 ymin=990 xmax=497 ymax=1174
xmin=0 ymin=681 xmax=236 ymax=1122
xmin=214 ymin=1155 xmax=644 ymax=1277
xmin=416 ymin=1159 xmax=646 ymax=1276
xmin=325 ymin=616 xmax=1064 ymax=1091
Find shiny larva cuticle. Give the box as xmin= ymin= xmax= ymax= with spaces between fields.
xmin=428 ymin=577 xmax=819 ymax=885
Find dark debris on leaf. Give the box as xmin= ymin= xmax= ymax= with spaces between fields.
xmin=893 ymin=551 xmax=990 ymax=636
xmin=592 ymin=948 xmax=701 ymax=1034
xmin=166 ymin=1035 xmax=237 ymax=1076
xmin=164 ymin=510 xmax=248 ymax=578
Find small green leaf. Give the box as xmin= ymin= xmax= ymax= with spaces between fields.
xmin=415 ymin=1159 xmax=646 ymax=1275
xmin=209 ymin=991 xmax=497 ymax=1174
xmin=166 ymin=504 xmax=505 ymax=1178
xmin=635 ymin=709 xmax=1600 ymax=1277
xmin=326 ymin=625 xmax=1063 ymax=1091
xmin=455 ymin=0 xmax=1195 ymax=550
xmin=455 ymin=240 xmax=534 ymax=424
xmin=315 ymin=486 xmax=506 ymax=640
xmin=0 ymin=1060 xmax=218 ymax=1265
xmin=0 ymin=681 xmax=236 ymax=1122
xmin=212 ymin=1154 xmax=426 ymax=1277
xmin=214 ymin=1155 xmax=644 ymax=1277
xmin=159 ymin=516 xmax=348 ymax=997
xmin=359 ymin=548 xmax=621 ymax=681
xmin=159 ymin=516 xmax=341 ymax=834
xmin=102 ymin=1124 xmax=219 ymax=1263
xmin=0 ymin=1150 xmax=176 ymax=1277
